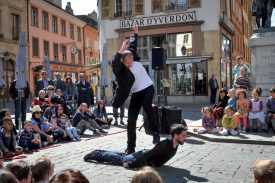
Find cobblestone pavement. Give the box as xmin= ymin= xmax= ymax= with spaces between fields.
xmin=5 ymin=123 xmax=275 ymax=183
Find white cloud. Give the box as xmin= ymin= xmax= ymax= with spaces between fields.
xmin=62 ymin=0 xmax=97 ymax=15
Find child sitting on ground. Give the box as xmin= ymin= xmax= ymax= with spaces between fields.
xmin=40 ymin=116 xmax=53 ymax=135
xmin=195 ymin=107 xmax=220 ymax=134
xmin=213 ymin=88 xmax=229 ymax=126
xmin=266 ymin=86 xmax=275 ymax=133
xmin=248 ymin=87 xmax=266 ymax=132
xmin=234 ymin=89 xmax=249 ymax=133
xmin=227 ymin=88 xmax=237 ymax=111
xmin=222 ymin=106 xmax=239 ymax=136
xmin=0 ymin=117 xmax=23 ymax=157
xmin=58 ymin=114 xmax=80 ymax=141
xmin=19 ymin=120 xmax=41 ymax=151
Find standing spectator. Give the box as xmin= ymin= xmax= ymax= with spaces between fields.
xmin=50 ymin=169 xmax=89 ymax=183
xmin=35 ymin=71 xmax=54 ymax=96
xmin=76 ymin=73 xmax=94 ymax=107
xmin=5 ymin=160 xmax=32 ymax=183
xmin=31 ymin=156 xmax=54 ymax=183
xmin=53 ymin=72 xmax=66 ymax=92
xmin=93 ymin=100 xmax=113 ymax=128
xmin=248 ymin=87 xmax=266 ymax=132
xmin=0 ymin=117 xmax=22 ymax=158
xmin=65 ymin=76 xmax=77 ymax=100
xmin=9 ymin=80 xmax=30 ymax=129
xmin=233 ymin=56 xmax=250 ymax=83
xmin=112 ymin=80 xmax=125 ymax=125
xmin=208 ymin=75 xmax=219 ymax=104
xmin=131 ymin=166 xmax=163 ymax=183
xmin=266 ymin=86 xmax=275 ymax=133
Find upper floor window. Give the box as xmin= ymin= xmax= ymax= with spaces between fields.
xmin=62 ymin=45 xmax=67 ymax=62
xmin=31 ymin=7 xmax=38 ymax=27
xmin=12 ymin=14 xmax=20 ymax=40
xmin=42 ymin=12 xmax=48 ymax=30
xmin=114 ymin=0 xmax=122 ymax=17
xmin=135 ymin=0 xmax=144 ymax=15
xmin=77 ymin=27 xmax=81 ymax=41
xmin=102 ymin=0 xmax=110 ymax=18
xmin=78 ymin=50 xmax=82 ymax=65
xmin=70 ymin=23 xmax=74 ymax=40
xmin=52 ymin=16 xmax=58 ymax=33
xmin=152 ymin=0 xmax=162 ymax=13
xmin=167 ymin=0 xmax=187 ymax=11
xmin=178 ymin=0 xmax=187 ymax=10
xmin=32 ymin=37 xmax=39 ymax=57
xmin=61 ymin=20 xmax=66 ymax=36
xmin=53 ymin=43 xmax=59 ymax=62
xmin=43 ymin=40 xmax=49 ymax=56
xmin=125 ymin=0 xmax=132 ymax=16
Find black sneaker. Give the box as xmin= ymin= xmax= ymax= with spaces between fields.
xmin=84 ymin=150 xmax=98 ymax=162
xmin=120 ymin=120 xmax=125 ymax=125
xmin=99 ymin=129 xmax=108 ymax=134
xmin=125 ymin=147 xmax=135 ymax=154
xmin=152 ymin=132 xmax=160 ymax=144
xmin=114 ymin=120 xmax=118 ymax=126
xmin=93 ymin=130 xmax=101 ymax=136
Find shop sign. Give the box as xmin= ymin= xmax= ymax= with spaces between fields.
xmin=51 ymin=64 xmax=78 ymax=71
xmin=120 ymin=12 xmax=196 ymax=29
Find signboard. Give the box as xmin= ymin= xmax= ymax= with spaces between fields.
xmin=120 ymin=12 xmax=196 ymax=29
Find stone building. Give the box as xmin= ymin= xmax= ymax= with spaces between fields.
xmin=98 ymin=0 xmax=254 ymax=104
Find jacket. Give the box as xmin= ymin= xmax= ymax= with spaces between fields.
xmin=111 ymin=33 xmax=138 ymax=108
xmin=35 ymin=79 xmax=54 ymax=96
xmin=76 ymin=81 xmax=94 ymax=106
xmin=9 ymin=80 xmax=30 ymax=99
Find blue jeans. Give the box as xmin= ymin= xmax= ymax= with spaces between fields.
xmin=14 ymin=98 xmax=27 ymax=129
xmin=93 ymin=149 xmax=148 ymax=165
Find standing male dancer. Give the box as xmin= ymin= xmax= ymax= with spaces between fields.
xmin=112 ymin=26 xmax=160 ymax=154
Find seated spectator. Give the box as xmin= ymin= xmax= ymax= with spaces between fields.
xmin=52 ymin=89 xmax=66 ymax=105
xmin=266 ymin=86 xmax=275 ymax=133
xmin=49 ymin=169 xmax=89 ymax=183
xmin=227 ymin=89 xmax=237 ymax=111
xmin=249 ymin=87 xmax=266 ymax=132
xmin=0 ymin=169 xmax=19 ymax=183
xmin=5 ymin=160 xmax=32 ymax=183
xmin=0 ymin=117 xmax=22 ymax=158
xmin=31 ymin=156 xmax=54 ymax=183
xmin=0 ymin=109 xmax=17 ymax=138
xmin=213 ymin=88 xmax=229 ymax=126
xmin=234 ymin=67 xmax=251 ymax=92
xmin=221 ymin=107 xmax=239 ymax=136
xmin=32 ymin=90 xmax=52 ymax=112
xmin=50 ymin=105 xmax=68 ymax=141
xmin=234 ymin=89 xmax=249 ymax=133
xmin=195 ymin=107 xmax=219 ymax=134
xmin=131 ymin=166 xmax=163 ymax=183
xmin=93 ymin=100 xmax=113 ymax=128
xmin=253 ymin=159 xmax=275 ymax=183
xmin=19 ymin=120 xmax=41 ymax=151
xmin=72 ymin=103 xmax=107 ymax=135
xmin=0 ymin=150 xmax=3 ymax=169
xmin=58 ymin=114 xmax=80 ymax=141
xmin=31 ymin=106 xmax=54 ymax=146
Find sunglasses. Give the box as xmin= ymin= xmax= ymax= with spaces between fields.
xmin=34 ymin=111 xmax=42 ymax=114
xmin=48 ymin=88 xmax=54 ymax=91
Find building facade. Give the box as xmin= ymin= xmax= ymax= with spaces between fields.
xmin=0 ymin=0 xmax=28 ymax=100
xmin=98 ymin=0 xmax=254 ymax=104
xmin=28 ymin=0 xmax=86 ymax=94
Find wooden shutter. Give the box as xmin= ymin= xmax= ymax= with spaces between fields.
xmin=188 ymin=0 xmax=201 ymax=8
xmin=102 ymin=0 xmax=110 ymax=18
xmin=135 ymin=0 xmax=144 ymax=15
xmin=152 ymin=0 xmax=162 ymax=12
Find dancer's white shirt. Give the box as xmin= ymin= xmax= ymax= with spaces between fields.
xmin=130 ymin=61 xmax=153 ymax=93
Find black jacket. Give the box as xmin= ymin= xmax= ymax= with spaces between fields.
xmin=35 ymin=79 xmax=54 ymax=96
xmin=9 ymin=80 xmax=30 ymax=99
xmin=76 ymin=81 xmax=94 ymax=106
xmin=111 ymin=33 xmax=138 ymax=108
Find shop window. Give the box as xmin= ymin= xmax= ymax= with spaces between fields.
xmin=221 ymin=35 xmax=232 ymax=89
xmin=169 ymin=61 xmax=207 ymax=95
xmin=137 ymin=36 xmax=149 ymax=60
xmin=102 ymin=0 xmax=110 ymax=18
xmin=152 ymin=0 xmax=162 ymax=13
xmin=167 ymin=33 xmax=192 ymax=57
xmin=135 ymin=0 xmax=144 ymax=15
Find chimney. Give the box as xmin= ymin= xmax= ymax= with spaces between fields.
xmin=65 ymin=2 xmax=74 ymax=15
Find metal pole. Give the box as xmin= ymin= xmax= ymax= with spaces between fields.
xmin=157 ymin=70 xmax=161 ymax=107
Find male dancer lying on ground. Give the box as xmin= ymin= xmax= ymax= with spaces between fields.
xmin=83 ymin=124 xmax=186 ymax=168
xmin=112 ymin=26 xmax=160 ymax=154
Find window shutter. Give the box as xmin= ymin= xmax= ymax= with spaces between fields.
xmin=102 ymin=0 xmax=110 ymax=17
xmin=188 ymin=0 xmax=201 ymax=8
xmin=152 ymin=0 xmax=162 ymax=12
xmin=135 ymin=0 xmax=144 ymax=15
